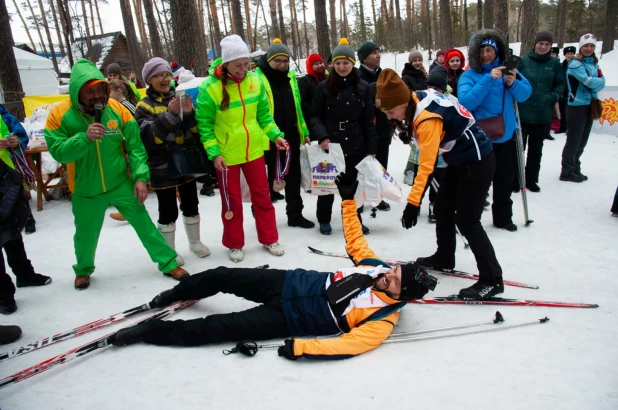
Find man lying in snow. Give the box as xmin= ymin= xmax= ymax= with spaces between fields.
xmin=109 ymin=173 xmax=437 ymax=360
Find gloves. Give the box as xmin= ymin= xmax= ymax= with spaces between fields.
xmin=277 ymin=339 xmax=298 ymax=361
xmin=335 ymin=172 xmax=359 ymax=201
xmin=398 ymin=131 xmax=410 ymax=144
xmin=401 ymin=203 xmax=420 ymax=229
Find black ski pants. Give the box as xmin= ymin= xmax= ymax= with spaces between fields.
xmin=142 ymin=267 xmax=291 ymax=346
xmin=434 ymin=152 xmax=503 ymax=283
xmin=316 ymin=152 xmax=364 ymax=224
xmin=0 ymin=234 xmax=37 ymax=299
xmin=265 ymin=136 xmax=304 ymax=217
xmin=412 ymin=164 xmax=447 ymax=205
xmin=561 ymin=105 xmax=593 ymax=177
xmin=155 ymin=179 xmax=199 ymax=225
xmin=491 ymin=138 xmax=517 ymax=227
xmin=521 ymin=122 xmax=550 ymax=185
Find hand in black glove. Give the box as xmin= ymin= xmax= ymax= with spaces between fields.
xmin=335 ymin=172 xmax=359 ymax=201
xmin=401 ymin=203 xmax=420 ymax=229
xmin=277 ymin=339 xmax=298 ymax=360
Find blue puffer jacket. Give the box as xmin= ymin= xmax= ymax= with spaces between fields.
xmin=566 ymin=56 xmax=605 ymax=106
xmin=458 ymin=62 xmax=532 ymax=144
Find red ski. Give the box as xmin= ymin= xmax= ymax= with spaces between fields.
xmin=409 ymin=295 xmax=598 ymax=308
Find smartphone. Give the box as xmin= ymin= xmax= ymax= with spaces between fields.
xmin=502 ymin=55 xmax=521 ymax=74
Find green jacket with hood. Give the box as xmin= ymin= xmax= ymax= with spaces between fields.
xmin=195 ymin=58 xmax=283 ymax=166
xmin=44 ymin=58 xmax=150 ymax=197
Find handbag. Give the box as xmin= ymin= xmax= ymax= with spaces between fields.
xmin=476 ymin=87 xmax=506 ymax=141
xmin=589 ymin=98 xmax=603 ymax=120
xmin=167 ymin=144 xmax=209 ymax=179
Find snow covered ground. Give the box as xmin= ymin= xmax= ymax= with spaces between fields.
xmin=1 ymin=125 xmax=617 ymax=408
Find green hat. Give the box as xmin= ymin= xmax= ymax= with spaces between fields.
xmin=332 ymin=38 xmax=356 ymax=64
xmin=357 ymin=41 xmax=380 ymax=63
xmin=266 ymin=38 xmax=290 ymax=62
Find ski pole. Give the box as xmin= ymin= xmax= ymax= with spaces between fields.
xmin=455 ymin=226 xmax=470 ymax=249
xmin=513 ymin=100 xmax=534 ymax=226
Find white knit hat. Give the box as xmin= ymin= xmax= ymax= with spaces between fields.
xmin=579 ymin=33 xmax=597 ymax=49
xmin=221 ymin=35 xmax=250 ymax=64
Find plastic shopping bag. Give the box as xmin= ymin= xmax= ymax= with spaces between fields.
xmin=355 ymin=156 xmax=403 ymax=207
xmin=299 ymin=144 xmax=312 ymax=191
xmin=307 ymin=143 xmax=346 ymax=196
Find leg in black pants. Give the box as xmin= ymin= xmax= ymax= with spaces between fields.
xmin=265 ymin=147 xmax=279 ymax=199
xmin=143 ymin=267 xmax=291 ymax=346
xmin=491 ymin=139 xmax=517 ymax=229
xmin=561 ymin=105 xmax=592 ymax=177
xmin=521 ymin=122 xmax=549 ymax=187
xmin=281 ymin=138 xmax=304 ymax=218
xmin=0 ymin=234 xmax=38 ymax=303
xmin=155 ymin=180 xmax=200 ymax=224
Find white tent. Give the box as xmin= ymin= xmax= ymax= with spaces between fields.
xmin=7 ymin=47 xmax=58 ymax=99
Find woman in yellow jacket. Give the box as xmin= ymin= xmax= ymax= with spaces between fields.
xmin=196 ymin=35 xmax=288 ymax=263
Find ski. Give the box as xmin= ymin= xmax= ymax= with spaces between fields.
xmin=0 ymin=299 xmax=197 ymax=390
xmin=308 ymin=247 xmax=539 ymax=289
xmin=409 ymin=295 xmax=598 ymax=308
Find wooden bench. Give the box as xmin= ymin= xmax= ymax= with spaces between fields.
xmin=25 ymin=147 xmax=69 ymax=211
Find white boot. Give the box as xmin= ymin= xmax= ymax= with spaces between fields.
xmin=183 ymin=215 xmax=211 ymax=258
xmin=158 ymin=222 xmax=185 ymax=266
xmin=263 ymin=242 xmax=285 ymax=256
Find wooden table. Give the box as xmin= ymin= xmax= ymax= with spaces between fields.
xmin=25 ymin=147 xmax=69 ymax=211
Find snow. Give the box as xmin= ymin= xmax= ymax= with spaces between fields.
xmin=58 ymin=34 xmax=117 ymax=75
xmin=1 ymin=125 xmax=617 ymax=408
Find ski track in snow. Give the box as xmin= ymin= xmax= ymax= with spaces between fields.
xmin=2 ymin=52 xmax=617 ymax=410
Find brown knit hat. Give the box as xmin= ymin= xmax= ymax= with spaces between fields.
xmin=375 ymin=68 xmax=411 ymax=111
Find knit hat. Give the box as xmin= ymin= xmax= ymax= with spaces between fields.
xmin=427 ymin=65 xmax=448 ymax=91
xmin=408 ymin=48 xmax=423 ymax=64
xmin=399 ymin=263 xmax=437 ymax=301
xmin=444 ymin=48 xmax=466 ymax=69
xmin=106 ymin=63 xmax=122 ymax=77
xmin=331 ymin=38 xmax=356 ymax=64
xmin=170 ymin=62 xmax=184 ymax=73
xmin=436 ymin=50 xmax=446 ymax=58
xmin=142 ymin=57 xmax=171 ymax=83
xmin=534 ymin=30 xmax=554 ymax=45
xmin=221 ymin=34 xmax=250 ymax=64
xmin=357 ymin=41 xmax=380 ymax=63
xmin=375 ymin=68 xmax=411 ymax=111
xmin=266 ymin=38 xmax=290 ymax=62
xmin=306 ymin=53 xmax=326 ymax=78
xmin=579 ymin=33 xmax=597 ymax=48
xmin=480 ymin=38 xmax=499 ymax=54
xmin=563 ymin=46 xmax=576 ymax=55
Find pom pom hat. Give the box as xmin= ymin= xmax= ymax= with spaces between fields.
xmin=266 ymin=38 xmax=290 ymax=62
xmin=331 ymin=38 xmax=356 ymax=64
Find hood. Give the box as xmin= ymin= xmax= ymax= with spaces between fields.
xmin=68 ymin=58 xmax=109 ymax=108
xmin=444 ymin=49 xmax=466 ymax=71
xmin=467 ymin=29 xmax=508 ymax=72
xmin=402 ymin=63 xmax=425 ymax=78
xmin=209 ymin=58 xmax=222 ymax=77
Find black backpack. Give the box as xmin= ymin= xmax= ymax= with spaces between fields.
xmin=0 ymin=159 xmax=30 ymax=247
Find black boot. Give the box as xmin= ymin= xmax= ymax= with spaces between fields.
xmin=109 ymin=322 xmax=150 ymax=346
xmin=494 ymin=222 xmax=517 ymax=232
xmin=16 ymin=273 xmax=52 ymax=288
xmin=25 ymin=216 xmax=36 ymax=234
xmin=459 ymin=280 xmax=504 ymax=300
xmin=416 ymin=253 xmax=455 ymax=271
xmin=200 ymin=184 xmax=215 ymax=197
xmin=288 ymin=215 xmax=315 ymax=229
xmin=0 ymin=325 xmax=22 ymax=344
xmin=0 ymin=297 xmax=17 ymax=315
xmin=150 ymin=289 xmax=180 ymax=308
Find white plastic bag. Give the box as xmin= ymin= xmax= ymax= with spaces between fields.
xmin=307 ymin=143 xmax=346 ymax=196
xmin=355 ymin=157 xmax=404 ymax=207
xmin=240 ymin=170 xmax=251 ymax=203
xmin=299 ymin=144 xmax=312 ymax=191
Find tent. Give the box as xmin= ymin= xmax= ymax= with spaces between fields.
xmin=6 ymin=46 xmax=58 ymax=99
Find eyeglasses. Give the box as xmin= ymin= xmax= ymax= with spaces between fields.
xmin=154 ymin=72 xmax=172 ymax=81
xmin=273 ymin=59 xmax=290 ymax=65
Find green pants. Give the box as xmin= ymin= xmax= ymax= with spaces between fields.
xmin=71 ymin=179 xmax=178 ymax=276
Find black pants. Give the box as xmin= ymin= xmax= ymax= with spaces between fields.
xmin=265 ymin=138 xmax=303 ymax=217
xmin=491 ymin=139 xmax=517 ymax=227
xmin=0 ymin=234 xmax=36 ymax=299
xmin=434 ymin=152 xmax=502 ymax=282
xmin=558 ymin=97 xmax=568 ymax=133
xmin=612 ymin=186 xmax=618 ymax=214
xmin=561 ymin=105 xmax=593 ymax=177
xmin=521 ymin=122 xmax=549 ymax=185
xmin=142 ymin=267 xmax=291 ymax=346
xmin=376 ymin=138 xmax=391 ymax=170
xmin=316 ymin=152 xmax=364 ymax=224
xmin=155 ymin=179 xmax=199 ymax=225
xmin=412 ymin=164 xmax=447 ymax=205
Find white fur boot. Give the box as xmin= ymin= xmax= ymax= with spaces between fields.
xmin=158 ymin=222 xmax=185 ymax=266
xmin=183 ymin=215 xmax=211 ymax=257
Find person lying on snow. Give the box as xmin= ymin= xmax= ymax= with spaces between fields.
xmin=109 ymin=173 xmax=437 ymax=360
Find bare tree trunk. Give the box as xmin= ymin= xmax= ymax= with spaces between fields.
xmin=37 ymin=0 xmax=59 ymax=72
xmin=245 ymin=0 xmax=253 ymax=49
xmin=26 ymin=0 xmax=50 ymax=56
xmin=329 ymin=0 xmax=337 ymax=48
xmin=230 ymin=0 xmax=246 ymax=39
xmin=360 ymin=0 xmax=367 ymax=42
xmin=602 ymin=0 xmax=617 ymax=54
xmin=315 ymin=0 xmax=331 ymax=58
xmin=291 ymin=1 xmax=302 ymax=57
xmin=170 ymin=0 xmax=209 ymax=75
xmin=205 ymin=0 xmax=216 ymax=55
xmin=131 ymin=0 xmax=150 ymax=58
xmin=277 ymin=0 xmax=286 ymax=43
xmin=269 ymin=0 xmax=280 ymax=39
xmin=421 ymin=0 xmax=432 ymax=54
xmin=439 ymin=0 xmax=453 ymax=49
xmin=0 ymin=0 xmax=26 ymax=118
xmin=493 ymin=0 xmax=508 ymax=34
xmin=208 ymin=0 xmax=222 ymax=55
xmin=394 ymin=0 xmax=403 ymax=47
xmin=119 ymin=0 xmax=145 ymax=81
xmin=432 ymin=0 xmax=439 ymax=50
xmin=221 ymin=0 xmax=229 ymax=34
xmin=94 ymin=0 xmax=103 ymax=33
xmin=520 ymin=0 xmax=538 ymax=53
xmin=555 ymin=0 xmax=566 ymax=47
xmin=62 ymin=0 xmax=75 ymax=43
xmin=143 ymin=0 xmax=164 ymax=57
xmin=406 ymin=0 xmax=412 ymax=46
xmin=302 ymin=0 xmax=310 ymax=54
xmin=88 ymin=0 xmax=96 ymax=35
xmin=80 ymin=0 xmax=92 ymax=48
xmin=371 ymin=0 xmax=378 ymax=43
xmin=48 ymin=0 xmax=65 ymax=56
xmin=484 ymin=0 xmax=493 ymax=29
xmin=463 ymin=0 xmax=468 ymax=40
xmin=261 ymin=0 xmax=271 ymax=43
xmin=516 ymin=0 xmax=521 ymax=41
xmin=477 ymin=0 xmax=482 ymax=30
xmin=11 ymin=0 xmax=37 ymax=52
xmin=58 ymin=0 xmax=74 ymax=65
xmin=289 ymin=0 xmax=298 ymax=58
xmin=153 ymin=0 xmax=172 ymax=57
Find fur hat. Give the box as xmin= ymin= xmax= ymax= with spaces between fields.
xmin=563 ymin=46 xmax=576 ymax=55
xmin=266 ymin=38 xmax=290 ymax=62
xmin=221 ymin=34 xmax=250 ymax=64
xmin=534 ymin=30 xmax=554 ymax=45
xmin=331 ymin=38 xmax=356 ymax=64
xmin=106 ymin=63 xmax=122 ymax=77
xmin=375 ymin=68 xmax=411 ymax=111
xmin=579 ymin=33 xmax=597 ymax=49
xmin=550 ymin=47 xmax=560 ymax=55
xmin=467 ymin=29 xmax=508 ymax=72
xmin=427 ymin=66 xmax=448 ymax=91
xmin=408 ymin=48 xmax=423 ymax=64
xmin=357 ymin=41 xmax=380 ymax=63
xmin=142 ymin=57 xmax=171 ymax=83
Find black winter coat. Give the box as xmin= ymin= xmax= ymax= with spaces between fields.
xmin=359 ymin=65 xmax=391 ymax=142
xmin=429 ymin=60 xmax=442 ymax=72
xmin=308 ymin=77 xmax=377 ymax=157
xmin=446 ymin=68 xmax=464 ymax=97
xmin=298 ymin=74 xmax=323 ymax=121
xmin=401 ymin=63 xmax=427 ymax=91
xmin=135 ymin=87 xmax=205 ymax=189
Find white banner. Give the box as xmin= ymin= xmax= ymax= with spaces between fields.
xmin=593 ymin=85 xmax=618 ymax=136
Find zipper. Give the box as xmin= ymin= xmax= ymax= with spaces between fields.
xmin=236 ymin=82 xmax=251 ymax=162
xmin=79 ymin=111 xmax=107 ymax=192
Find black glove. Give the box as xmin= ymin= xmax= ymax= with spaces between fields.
xmin=277 ymin=339 xmax=297 ymax=361
xmin=398 ymin=131 xmax=411 ymax=144
xmin=401 ymin=203 xmax=420 ymax=229
xmin=335 ymin=172 xmax=359 ymax=201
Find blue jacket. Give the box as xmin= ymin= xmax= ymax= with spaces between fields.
xmin=0 ymin=105 xmax=28 ymax=150
xmin=458 ymin=65 xmax=532 ymax=143
xmin=567 ymin=57 xmax=605 ymax=107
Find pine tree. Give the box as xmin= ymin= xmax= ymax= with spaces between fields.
xmin=0 ymin=0 xmax=26 ymax=119
xmin=170 ymin=0 xmax=209 ymax=75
